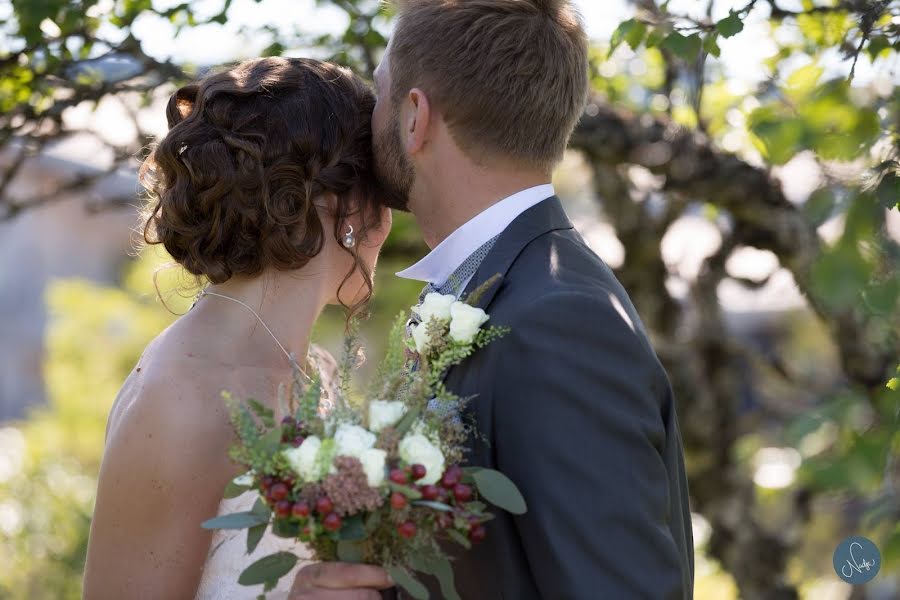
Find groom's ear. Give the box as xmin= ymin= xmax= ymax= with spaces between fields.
xmin=404 ymin=87 xmax=431 ymax=155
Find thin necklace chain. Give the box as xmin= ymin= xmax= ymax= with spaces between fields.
xmin=196 ymin=289 xmax=312 ymax=382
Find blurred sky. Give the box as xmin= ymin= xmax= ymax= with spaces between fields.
xmin=101 ymin=0 xmax=894 ymax=89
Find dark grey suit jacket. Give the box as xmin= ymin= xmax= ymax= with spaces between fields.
xmin=393 ymin=197 xmax=694 ymax=600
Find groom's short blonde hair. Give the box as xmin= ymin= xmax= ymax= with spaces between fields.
xmin=389 ymin=0 xmax=588 ymax=172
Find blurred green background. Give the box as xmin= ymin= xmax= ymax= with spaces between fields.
xmin=0 ymin=1 xmax=898 ymax=598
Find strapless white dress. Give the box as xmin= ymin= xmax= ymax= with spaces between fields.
xmin=194 ymin=490 xmax=312 ymax=599
xmin=195 ymin=346 xmax=339 ymax=599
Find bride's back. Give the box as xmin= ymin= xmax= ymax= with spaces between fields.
xmin=83 ymin=56 xmax=390 ymax=600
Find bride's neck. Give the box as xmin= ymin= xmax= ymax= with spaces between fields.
xmin=188 ymin=265 xmax=331 ymax=369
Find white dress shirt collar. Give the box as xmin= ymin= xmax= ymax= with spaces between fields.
xmin=396 ymin=183 xmax=556 ymax=286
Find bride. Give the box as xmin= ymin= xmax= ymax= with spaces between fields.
xmin=83 ymin=57 xmax=394 ymax=599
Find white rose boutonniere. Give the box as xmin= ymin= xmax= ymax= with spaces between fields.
xmin=413 ymin=292 xmax=456 ymax=324
xmin=449 ymin=301 xmax=489 ymax=344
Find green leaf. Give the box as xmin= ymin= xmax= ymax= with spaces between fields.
xmin=645 ymin=27 xmax=667 ymax=48
xmin=202 ymin=510 xmax=269 ymax=530
xmin=247 ymin=523 xmax=266 ymax=554
xmin=472 ymin=469 xmax=527 ymax=515
xmin=609 ymin=19 xmax=647 ymax=53
xmin=251 ymin=497 xmax=271 ymax=518
xmin=803 ymin=189 xmax=836 ymax=227
xmin=785 ymin=63 xmax=824 ymax=102
xmin=410 ymin=555 xmax=460 ymax=600
xmin=446 ymin=529 xmax=471 ymax=549
xmin=386 ymin=566 xmax=429 ymax=600
xmin=224 ymin=478 xmax=252 ymax=499
xmin=867 ymin=35 xmax=891 ymax=60
xmin=388 ymin=482 xmax=423 ymax=500
xmin=238 ymin=552 xmax=299 ymax=586
xmin=258 ymin=428 xmax=283 ymax=455
xmin=336 ymin=540 xmax=365 ymax=563
xmin=272 ymin=518 xmax=301 ymax=538
xmin=412 ymin=500 xmax=454 ymax=512
xmin=661 ymin=32 xmax=702 ymax=60
xmin=247 ymin=398 xmax=275 ymax=428
xmin=716 ymin=12 xmax=744 ymax=38
xmin=394 ymin=406 xmax=421 ymax=437
xmin=703 ymin=33 xmax=720 ymax=58
xmin=339 ymin=514 xmax=367 ymax=540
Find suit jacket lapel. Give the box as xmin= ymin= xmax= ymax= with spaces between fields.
xmin=459 ymin=196 xmax=574 ymax=312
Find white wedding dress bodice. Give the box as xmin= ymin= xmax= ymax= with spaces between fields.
xmin=194 ymin=491 xmax=312 ymax=599
xmin=194 ymin=346 xmax=340 ymax=599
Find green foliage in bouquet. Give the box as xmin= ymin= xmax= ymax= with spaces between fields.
xmin=204 ymin=278 xmax=525 ymax=599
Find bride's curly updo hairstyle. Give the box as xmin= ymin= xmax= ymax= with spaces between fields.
xmin=139 ymin=57 xmax=381 ymax=311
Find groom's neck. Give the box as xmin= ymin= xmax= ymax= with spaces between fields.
xmin=411 ymin=160 xmax=552 ymax=249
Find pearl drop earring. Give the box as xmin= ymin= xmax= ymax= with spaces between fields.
xmin=342 ymin=225 xmax=356 ymax=249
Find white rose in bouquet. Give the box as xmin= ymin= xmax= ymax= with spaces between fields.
xmin=359 ymin=448 xmax=388 ymax=487
xmin=414 ymin=292 xmax=456 ymax=324
xmin=398 ymin=433 xmax=445 ymax=485
xmin=334 ymin=424 xmax=376 ymax=459
xmin=369 ymin=400 xmax=407 ymax=432
xmin=283 ymin=436 xmax=323 ymax=482
xmin=449 ymin=301 xmax=489 ymax=344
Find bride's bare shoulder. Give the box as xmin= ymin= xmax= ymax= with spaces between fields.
xmin=106 ymin=325 xmax=232 ymax=448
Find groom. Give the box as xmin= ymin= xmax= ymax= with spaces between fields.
xmin=292 ymin=0 xmax=694 ymax=598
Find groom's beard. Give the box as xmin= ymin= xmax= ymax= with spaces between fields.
xmin=373 ymin=109 xmax=414 ymax=212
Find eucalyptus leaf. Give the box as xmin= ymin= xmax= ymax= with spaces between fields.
xmin=246 ymin=523 xmax=266 ymax=554
xmin=339 ymin=514 xmax=367 ymax=540
xmin=251 ymin=497 xmax=271 ymax=518
xmin=336 ymin=540 xmax=365 ymax=563
xmin=202 ymin=511 xmax=269 ymax=530
xmin=472 ymin=469 xmax=527 ymax=515
xmin=238 ymin=552 xmax=299 ymax=586
xmin=411 ymin=500 xmax=454 ymax=512
xmin=386 ymin=566 xmax=429 ymax=600
xmin=223 ymin=479 xmax=252 ymax=500
xmin=410 ymin=555 xmax=460 ymax=600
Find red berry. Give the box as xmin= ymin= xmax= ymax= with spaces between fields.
xmin=264 ymin=488 xmax=276 ymax=505
xmin=316 ymin=496 xmax=334 ymax=515
xmin=281 ymin=415 xmax=296 ymax=427
xmin=292 ymin=501 xmax=310 ymax=518
xmin=389 ymin=468 xmax=408 ymax=485
xmin=270 ymin=482 xmax=289 ymax=501
xmin=397 ymin=521 xmax=417 ymax=538
xmin=420 ymin=484 xmax=440 ymax=501
xmin=410 ymin=464 xmax=427 ymax=481
xmin=390 ymin=492 xmax=408 ymax=510
xmin=275 ymin=500 xmax=292 ymax=518
xmin=300 ymin=525 xmax=313 ymax=540
xmin=469 ymin=524 xmax=487 ymax=543
xmin=292 ymin=435 xmax=305 ymax=447
xmin=453 ymin=483 xmax=473 ymax=503
xmin=261 ymin=475 xmax=275 ymax=490
xmin=441 ymin=466 xmax=462 ymax=489
xmin=323 ymin=512 xmax=342 ymax=532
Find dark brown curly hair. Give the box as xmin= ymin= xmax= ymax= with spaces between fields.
xmin=139 ymin=57 xmax=382 ymax=313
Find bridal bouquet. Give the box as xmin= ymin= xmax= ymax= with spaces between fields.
xmin=202 ymin=278 xmax=525 ymax=599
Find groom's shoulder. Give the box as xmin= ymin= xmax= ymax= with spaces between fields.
xmin=502 ymin=227 xmax=633 ymax=310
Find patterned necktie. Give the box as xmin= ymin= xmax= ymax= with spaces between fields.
xmin=406 ymin=235 xmax=499 ymax=419
xmin=411 ymin=234 xmax=500 ymax=324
